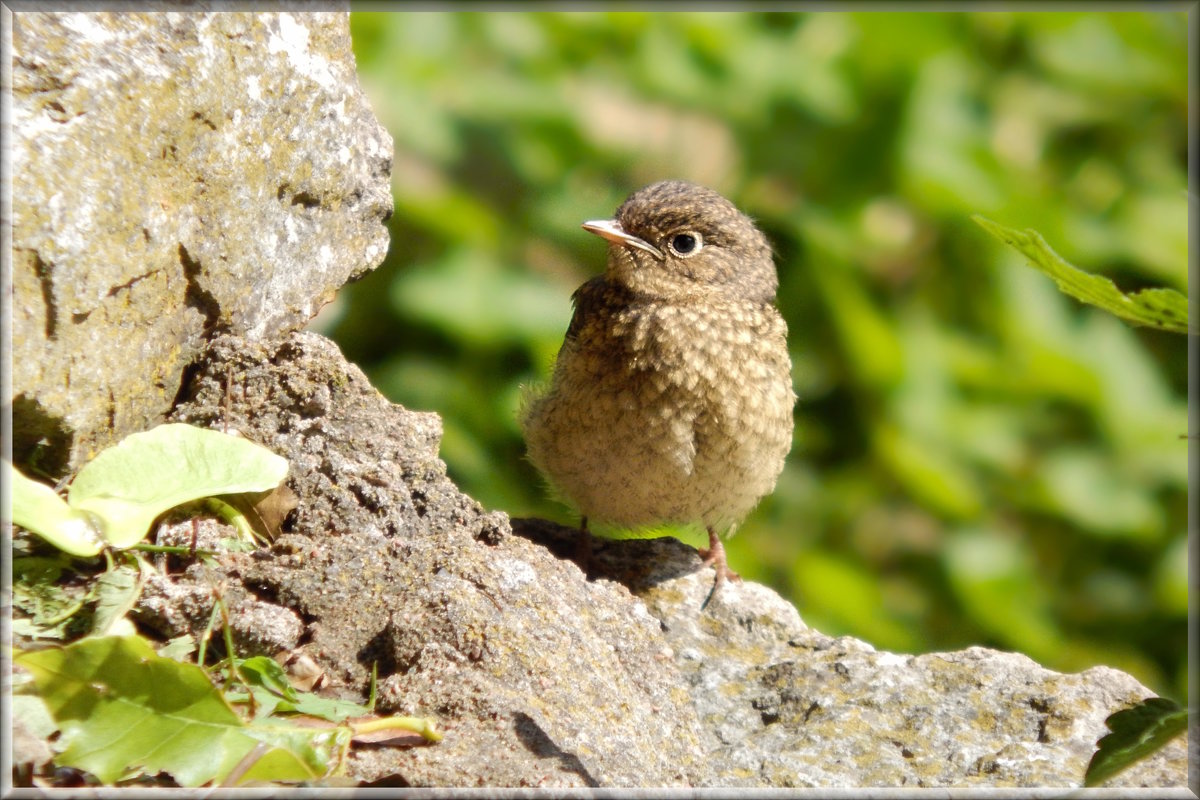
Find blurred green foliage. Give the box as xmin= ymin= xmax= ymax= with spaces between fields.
xmin=328 ymin=11 xmax=1188 ymax=701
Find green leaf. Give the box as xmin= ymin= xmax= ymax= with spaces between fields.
xmin=237 ymin=656 xmax=299 ymax=701
xmin=91 ymin=565 xmax=144 ymax=637
xmin=790 ymin=549 xmax=921 ymax=652
xmin=806 ymin=251 xmax=905 ymax=390
xmin=1032 ymin=449 xmax=1161 ymax=539
xmin=389 ymin=247 xmax=573 ymax=347
xmin=237 ymin=722 xmax=348 ymax=784
xmin=873 ymin=423 xmax=983 ymax=520
xmin=67 ymin=424 xmax=289 ymax=549
xmin=7 ymin=461 xmax=104 ymax=557
xmin=11 ymin=556 xmax=88 ymax=640
xmin=235 ymin=656 xmax=369 ymax=723
xmin=1084 ymin=697 xmax=1188 ymax=787
xmin=973 ymin=216 xmax=1191 ymax=334
xmin=943 ymin=527 xmax=1063 ymax=661
xmin=278 ymin=691 xmax=371 ymax=725
xmin=14 ymin=635 xmax=323 ymax=786
xmin=158 ymin=634 xmax=198 ymax=663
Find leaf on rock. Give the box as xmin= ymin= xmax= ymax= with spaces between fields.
xmin=14 ymin=635 xmax=324 ymax=786
xmin=235 ymin=656 xmax=370 ymax=723
xmin=67 ymin=424 xmax=289 ymax=549
xmin=91 ymin=565 xmax=143 ymax=637
xmin=7 ymin=461 xmax=104 ymax=557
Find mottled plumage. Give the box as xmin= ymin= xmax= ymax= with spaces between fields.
xmin=521 ymin=180 xmax=795 ymax=598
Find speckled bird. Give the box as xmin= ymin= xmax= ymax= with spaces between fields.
xmin=521 ymin=180 xmax=795 ymax=599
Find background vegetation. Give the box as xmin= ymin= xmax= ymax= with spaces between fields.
xmin=329 ymin=11 xmax=1189 ymax=702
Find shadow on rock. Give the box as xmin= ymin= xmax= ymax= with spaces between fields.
xmin=512 ymin=712 xmax=601 ymax=788
xmin=510 ymin=517 xmax=707 ymax=594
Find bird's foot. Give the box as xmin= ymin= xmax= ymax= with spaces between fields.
xmin=698 ymin=528 xmax=741 ymax=608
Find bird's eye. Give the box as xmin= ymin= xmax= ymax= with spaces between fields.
xmin=668 ymin=232 xmax=702 ymax=257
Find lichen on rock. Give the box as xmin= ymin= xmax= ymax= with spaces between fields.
xmin=9 ymin=10 xmax=393 ymax=476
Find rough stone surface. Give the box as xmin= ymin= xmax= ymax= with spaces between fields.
xmin=8 ymin=10 xmax=393 ymax=476
xmin=136 ymin=518 xmax=306 ymax=659
xmin=167 ymin=332 xmax=712 ymax=787
xmin=155 ymin=331 xmax=1187 ymax=790
xmin=522 ymin=523 xmax=1191 ymax=789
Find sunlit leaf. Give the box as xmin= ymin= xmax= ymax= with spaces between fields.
xmin=973 ymin=216 xmax=1191 ymax=334
xmin=942 ymin=527 xmax=1062 ymax=659
xmin=14 ymin=635 xmax=324 ymax=786
xmin=390 ymin=248 xmax=572 ymax=346
xmin=806 ymin=251 xmax=905 ymax=390
xmin=90 ymin=565 xmax=143 ymax=637
xmin=11 ymin=556 xmax=84 ymax=641
xmin=67 ymin=424 xmax=289 ymax=549
xmin=7 ymin=462 xmax=103 ymax=557
xmin=230 ymin=657 xmax=441 ymax=746
xmin=1032 ymin=449 xmax=1161 ymax=539
xmin=1084 ymin=697 xmax=1188 ymax=787
xmin=235 ymin=657 xmax=369 ymax=724
xmin=873 ymin=424 xmax=983 ymax=520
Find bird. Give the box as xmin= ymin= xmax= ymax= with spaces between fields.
xmin=521 ymin=179 xmax=795 ymax=602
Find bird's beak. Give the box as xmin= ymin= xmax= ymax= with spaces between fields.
xmin=582 ymin=219 xmax=664 ymax=259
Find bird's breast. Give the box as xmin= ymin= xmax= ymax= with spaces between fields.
xmin=524 ymin=293 xmax=794 ymax=529
xmin=569 ymin=297 xmax=794 ymax=444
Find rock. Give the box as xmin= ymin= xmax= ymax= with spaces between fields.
xmin=168 ymin=332 xmax=712 ymax=787
xmin=656 ymin=585 xmax=1186 ymax=788
xmin=519 ymin=522 xmax=1190 ymax=788
xmin=160 ymin=331 xmax=1187 ymax=790
xmin=8 ymin=10 xmax=393 ymax=476
xmin=138 ymin=561 xmax=305 ymax=659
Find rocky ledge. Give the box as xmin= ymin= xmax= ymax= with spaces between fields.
xmin=152 ymin=331 xmax=1187 ymax=789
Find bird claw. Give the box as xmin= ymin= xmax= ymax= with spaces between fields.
xmin=698 ymin=530 xmax=741 ymax=609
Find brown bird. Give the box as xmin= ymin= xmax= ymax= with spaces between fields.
xmin=521 ymin=180 xmax=795 ymax=601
